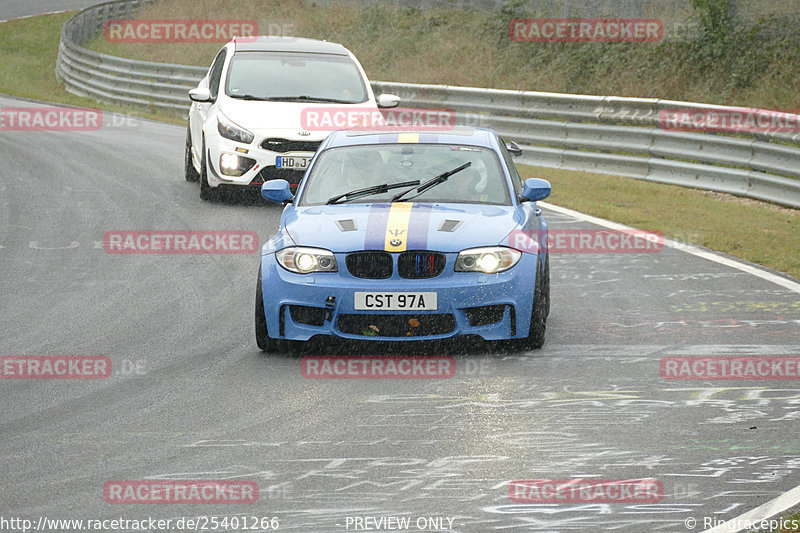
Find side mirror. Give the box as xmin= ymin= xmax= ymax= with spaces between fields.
xmin=506 ymin=141 xmax=523 ymax=157
xmin=189 ymin=87 xmax=212 ymax=103
xmin=261 ymin=179 xmax=294 ymax=203
xmin=520 ymin=178 xmax=551 ymax=202
xmin=377 ymin=93 xmax=401 ymax=109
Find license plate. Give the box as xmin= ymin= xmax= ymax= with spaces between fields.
xmin=276 ymin=156 xmax=311 ymax=170
xmin=354 ymin=292 xmax=438 ymax=310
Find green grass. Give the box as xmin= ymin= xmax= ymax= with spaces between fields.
xmin=0 ymin=13 xmax=75 ymax=102
xmin=0 ymin=12 xmax=183 ymax=124
xmin=82 ymin=0 xmax=800 ymax=110
xmin=0 ymin=6 xmax=798 ymax=279
xmin=519 ymin=165 xmax=800 ymax=279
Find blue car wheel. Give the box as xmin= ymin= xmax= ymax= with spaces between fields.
xmin=521 ymin=258 xmax=547 ymax=349
xmin=255 ymin=263 xmax=304 ymax=354
xmin=543 ymin=253 xmax=550 ymax=318
xmin=255 ymin=263 xmax=276 ymax=352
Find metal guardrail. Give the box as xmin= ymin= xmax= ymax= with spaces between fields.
xmin=57 ymin=0 xmax=203 ymax=111
xmin=55 ymin=0 xmax=800 ymax=208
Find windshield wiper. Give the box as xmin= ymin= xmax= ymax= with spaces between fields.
xmin=390 ymin=162 xmax=472 ymax=202
xmin=326 ymin=180 xmax=420 ymax=205
xmin=228 ymin=94 xmax=271 ymax=101
xmin=266 ymin=95 xmax=355 ymax=104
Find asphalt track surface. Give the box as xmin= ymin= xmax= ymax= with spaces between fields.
xmin=1 ymin=6 xmax=800 ymax=530
xmin=0 ymin=0 xmax=100 ymax=22
xmin=1 ymin=94 xmax=799 ymax=532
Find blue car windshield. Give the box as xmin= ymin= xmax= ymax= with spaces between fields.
xmin=299 ymin=144 xmax=511 ymax=206
xmin=225 ymin=52 xmax=368 ymax=104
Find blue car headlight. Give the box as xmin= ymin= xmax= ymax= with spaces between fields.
xmin=276 ymin=247 xmax=338 ymax=274
xmin=455 ymin=246 xmax=521 ymax=274
xmin=217 ymin=112 xmax=254 ymax=144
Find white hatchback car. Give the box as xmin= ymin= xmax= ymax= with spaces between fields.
xmin=186 ymin=36 xmax=400 ymax=200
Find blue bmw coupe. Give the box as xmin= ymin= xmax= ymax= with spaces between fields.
xmin=255 ymin=127 xmax=551 ymax=352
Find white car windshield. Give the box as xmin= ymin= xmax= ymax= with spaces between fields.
xmin=300 ymin=144 xmax=511 ymax=206
xmin=225 ymin=52 xmax=368 ymax=104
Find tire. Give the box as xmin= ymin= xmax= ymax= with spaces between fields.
xmin=184 ymin=127 xmax=200 ymax=182
xmin=542 ymin=252 xmax=551 ymax=318
xmin=199 ymin=140 xmax=219 ymax=202
xmin=255 ymin=264 xmax=277 ymax=353
xmin=519 ymin=259 xmax=547 ymax=350
xmin=255 ymin=264 xmax=303 ymax=354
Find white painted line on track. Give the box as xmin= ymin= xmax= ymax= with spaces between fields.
xmin=539 ymin=201 xmax=800 ymax=294
xmin=0 ymin=10 xmax=69 ymax=24
xmin=540 ymin=201 xmax=800 ymax=531
xmin=700 ymin=484 xmax=800 ymax=532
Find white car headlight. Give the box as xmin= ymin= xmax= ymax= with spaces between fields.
xmin=217 ymin=112 xmax=254 ymax=144
xmin=219 ymin=152 xmax=256 ymax=177
xmin=455 ymin=246 xmax=521 ymax=274
xmin=276 ymin=247 xmax=338 ymax=274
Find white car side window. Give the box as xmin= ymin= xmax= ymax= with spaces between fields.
xmin=208 ymin=49 xmax=227 ymax=100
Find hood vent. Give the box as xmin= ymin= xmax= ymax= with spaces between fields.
xmin=336 ymin=219 xmax=358 ymax=232
xmin=437 ymin=219 xmax=463 ymax=232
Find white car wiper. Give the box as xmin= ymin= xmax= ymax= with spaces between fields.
xmin=267 ymin=95 xmax=355 ymax=104
xmin=390 ymin=162 xmax=472 ymax=202
xmin=228 ymin=94 xmax=272 ymax=101
xmin=326 ymin=180 xmax=420 ymax=205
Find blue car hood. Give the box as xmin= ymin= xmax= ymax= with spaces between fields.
xmin=283 ymin=203 xmax=523 ymax=253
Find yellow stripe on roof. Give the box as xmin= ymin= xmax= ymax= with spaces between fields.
xmin=398 ymin=133 xmax=420 ymax=144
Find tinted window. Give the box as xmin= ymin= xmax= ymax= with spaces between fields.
xmin=225 ymin=52 xmax=368 ymax=104
xmin=498 ymin=139 xmax=524 ymax=194
xmin=300 ymin=144 xmax=511 ymax=206
xmin=208 ymin=49 xmax=227 ymax=99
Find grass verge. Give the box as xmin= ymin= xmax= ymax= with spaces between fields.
xmin=83 ymin=0 xmax=800 ymax=110
xmin=0 ymin=12 xmax=184 ymax=125
xmin=519 ymin=165 xmax=800 ymax=279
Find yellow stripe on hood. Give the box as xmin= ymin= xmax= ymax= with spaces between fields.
xmin=384 ymin=202 xmax=414 ymax=252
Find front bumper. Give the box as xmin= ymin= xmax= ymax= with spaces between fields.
xmin=205 ymin=136 xmax=319 ymax=191
xmin=259 ymin=251 xmax=540 ymax=342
